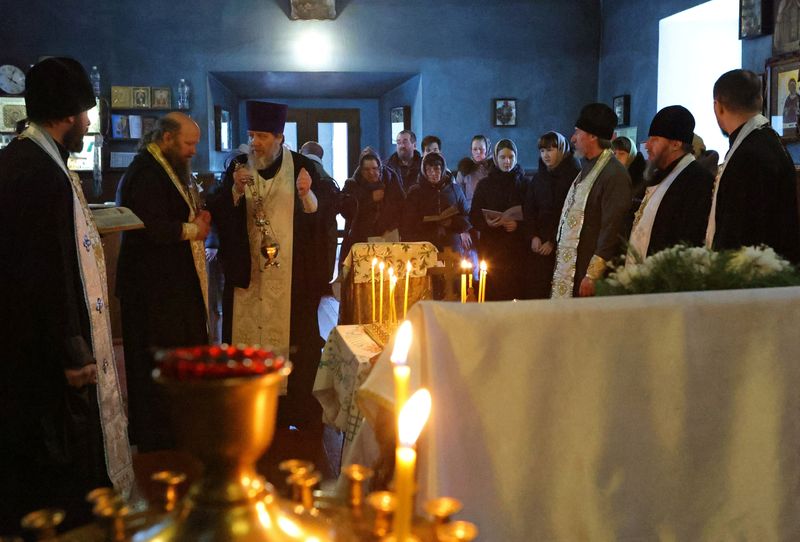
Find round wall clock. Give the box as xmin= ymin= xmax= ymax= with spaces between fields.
xmin=0 ymin=64 xmax=26 ymax=95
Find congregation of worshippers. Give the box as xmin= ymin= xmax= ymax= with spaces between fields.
xmin=2 ymin=56 xmax=800 ymax=534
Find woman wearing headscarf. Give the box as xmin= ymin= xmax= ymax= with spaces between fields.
xmin=401 ymin=152 xmax=470 ymax=253
xmin=469 ymin=139 xmax=527 ymax=300
xmin=612 ymin=136 xmax=647 ymax=232
xmin=522 ymin=131 xmax=581 ymax=298
xmin=339 ymin=148 xmax=405 ymax=264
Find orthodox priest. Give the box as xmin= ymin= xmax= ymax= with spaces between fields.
xmin=627 ymin=106 xmax=714 ymax=264
xmin=707 ymin=69 xmax=800 ymax=263
xmin=116 ymin=113 xmax=210 ymax=452
xmin=208 ymin=101 xmax=330 ymax=431
xmin=0 ymin=57 xmax=133 ymax=533
xmin=551 ymin=103 xmax=631 ymax=298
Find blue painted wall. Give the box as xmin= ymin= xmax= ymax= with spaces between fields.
xmin=4 ymin=0 xmax=601 ymax=173
xmin=598 ymin=0 xmax=773 ymax=143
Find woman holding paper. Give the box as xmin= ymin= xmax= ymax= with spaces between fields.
xmin=400 ymin=152 xmax=470 ymax=253
xmin=469 ymin=139 xmax=527 ymax=300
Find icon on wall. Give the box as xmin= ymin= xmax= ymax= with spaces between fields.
xmin=493 ymin=98 xmax=516 ymax=127
xmin=613 ymin=95 xmax=630 ymax=127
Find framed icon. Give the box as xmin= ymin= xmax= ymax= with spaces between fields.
xmin=613 ymin=95 xmax=631 ymax=127
xmin=151 ymin=87 xmax=171 ymax=109
xmin=132 ymin=86 xmax=151 ymax=109
xmin=111 ymin=86 xmax=132 ymax=108
xmin=493 ymin=98 xmax=516 ymax=127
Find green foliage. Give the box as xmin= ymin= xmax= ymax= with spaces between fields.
xmin=597 ymin=244 xmax=800 ymax=296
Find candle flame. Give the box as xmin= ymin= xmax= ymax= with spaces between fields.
xmin=379 ymin=261 xmax=385 ymax=271
xmin=480 ymin=260 xmax=487 ymax=271
xmin=460 ymin=259 xmax=469 ymax=270
xmin=390 ymin=320 xmax=412 ymax=366
xmin=388 ymin=266 xmax=395 ymax=278
xmin=372 ymin=257 xmax=377 ymax=267
xmin=398 ymin=388 xmax=431 ymax=446
xmin=390 ymin=274 xmax=397 ymax=286
xmin=406 ymin=260 xmax=412 ymax=272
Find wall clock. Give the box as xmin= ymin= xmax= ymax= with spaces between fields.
xmin=0 ymin=65 xmax=25 ymax=95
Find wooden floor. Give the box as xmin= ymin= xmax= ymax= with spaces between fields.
xmin=123 ymin=295 xmax=345 ymax=499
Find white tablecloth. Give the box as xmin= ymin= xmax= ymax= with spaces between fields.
xmin=358 ymin=288 xmax=800 ymax=541
xmin=313 ymin=325 xmax=382 ymax=449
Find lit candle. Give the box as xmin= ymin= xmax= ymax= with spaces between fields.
xmin=403 ymin=260 xmax=411 ymax=319
xmin=371 ymin=258 xmax=377 ymax=323
xmin=468 ymin=263 xmax=473 ymax=290
xmin=478 ymin=260 xmax=487 ymax=303
xmin=379 ymin=261 xmax=385 ymax=324
xmin=391 ymin=321 xmax=413 ymax=411
xmin=392 ymin=389 xmax=432 ymax=542
xmin=388 ymin=267 xmax=397 ymax=325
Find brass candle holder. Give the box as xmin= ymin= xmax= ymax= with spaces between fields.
xmin=424 ymin=497 xmax=463 ymax=525
xmin=436 ymin=520 xmax=479 ymax=541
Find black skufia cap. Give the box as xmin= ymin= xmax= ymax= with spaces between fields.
xmin=25 ymin=57 xmax=95 ymax=122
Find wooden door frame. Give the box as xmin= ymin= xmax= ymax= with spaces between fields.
xmin=286 ymin=108 xmax=361 ymax=175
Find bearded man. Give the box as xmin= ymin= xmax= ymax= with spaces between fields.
xmin=116 ymin=112 xmax=210 ymax=452
xmin=208 ymin=101 xmax=330 ymax=432
xmin=0 ymin=57 xmax=133 ymax=533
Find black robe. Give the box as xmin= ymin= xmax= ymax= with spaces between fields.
xmin=115 ymin=149 xmax=208 ymax=452
xmin=207 ymin=150 xmax=329 ymax=429
xmin=0 ymin=137 xmax=107 ymax=532
xmin=712 ymin=123 xmax=800 ymax=264
xmin=641 ymin=157 xmax=714 ymax=256
xmin=523 ymin=153 xmax=581 ymax=298
xmin=469 ymin=164 xmax=527 ymax=300
xmin=401 ymin=177 xmax=470 ymax=253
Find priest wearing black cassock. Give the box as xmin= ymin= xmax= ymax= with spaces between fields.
xmin=207 ymin=101 xmax=330 ymax=432
xmin=0 ymin=57 xmax=132 ymax=533
xmin=707 ymin=69 xmax=800 ymax=263
xmin=116 ymin=112 xmax=210 ymax=452
xmin=627 ymin=106 xmax=714 ymax=263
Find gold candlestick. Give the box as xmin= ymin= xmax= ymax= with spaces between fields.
xmin=437 ymin=520 xmax=479 ymax=541
xmin=460 ymin=259 xmax=468 ymax=303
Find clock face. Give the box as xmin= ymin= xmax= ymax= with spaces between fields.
xmin=0 ymin=65 xmax=25 ymax=95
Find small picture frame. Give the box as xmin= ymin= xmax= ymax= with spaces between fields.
xmin=739 ymin=0 xmax=773 ymax=40
xmin=767 ymin=54 xmax=800 ymax=140
xmin=111 ymin=86 xmax=132 ymax=108
xmin=0 ymin=96 xmax=26 ymax=133
xmin=132 ymin=86 xmax=151 ymax=109
xmin=493 ymin=98 xmax=516 ymax=127
xmin=613 ymin=94 xmax=631 ymax=127
xmin=773 ymin=0 xmax=798 ymax=54
xmin=112 ymin=114 xmax=130 ymax=139
xmin=151 ymin=87 xmax=171 ymax=109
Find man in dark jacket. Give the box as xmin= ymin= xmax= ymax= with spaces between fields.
xmin=0 ymin=57 xmax=132 ymax=533
xmin=300 ymin=140 xmax=340 ymax=284
xmin=207 ymin=101 xmax=330 ymax=431
xmin=552 ymin=103 xmax=632 ymax=298
xmin=401 ymin=152 xmax=470 ymax=253
xmin=627 ymin=106 xmax=714 ymax=262
xmin=116 ymin=112 xmax=210 ymax=452
xmin=707 ymin=69 xmax=800 ymax=263
xmin=386 ymin=129 xmax=422 ymax=192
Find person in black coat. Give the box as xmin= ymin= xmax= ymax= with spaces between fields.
xmin=0 ymin=57 xmax=130 ymax=533
xmin=206 ymin=101 xmax=330 ymax=431
xmin=710 ymin=69 xmax=800 ymax=264
xmin=627 ymin=106 xmax=714 ymax=262
xmin=469 ymin=139 xmax=527 ymax=300
xmin=522 ymin=132 xmax=581 ymax=298
xmin=116 ymin=113 xmax=210 ymax=452
xmin=612 ymin=135 xmax=647 ymax=234
xmin=401 ymin=152 xmax=470 ymax=253
xmin=339 ymin=148 xmax=405 ymax=262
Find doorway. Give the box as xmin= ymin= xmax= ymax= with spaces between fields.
xmin=285 ymin=108 xmax=361 ymax=180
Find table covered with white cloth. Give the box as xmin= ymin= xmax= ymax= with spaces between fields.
xmin=356 ymin=287 xmax=800 ymax=541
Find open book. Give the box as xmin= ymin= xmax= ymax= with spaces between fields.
xmin=482 ymin=204 xmax=523 ymax=223
xmin=90 ymin=205 xmax=145 ymax=234
xmin=423 ymin=205 xmax=460 ymax=223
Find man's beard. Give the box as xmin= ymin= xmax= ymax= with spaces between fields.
xmin=163 ymin=144 xmax=191 ymax=183
xmin=643 ymin=160 xmax=658 ymax=183
xmin=249 ymin=151 xmax=273 ymax=171
xmin=63 ymin=121 xmax=86 ymax=153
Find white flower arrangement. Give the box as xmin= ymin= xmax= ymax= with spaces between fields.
xmin=598 ymin=244 xmax=800 ymax=295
